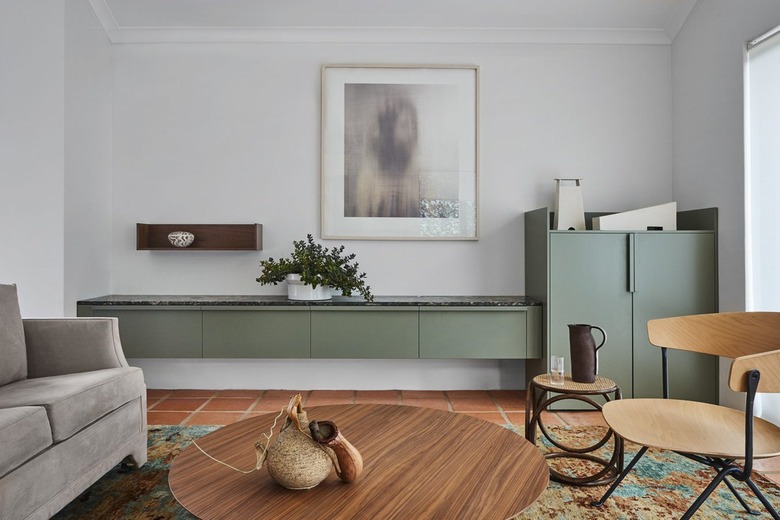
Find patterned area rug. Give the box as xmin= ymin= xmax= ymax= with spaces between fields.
xmin=516 ymin=425 xmax=780 ymax=519
xmin=53 ymin=424 xmax=780 ymax=519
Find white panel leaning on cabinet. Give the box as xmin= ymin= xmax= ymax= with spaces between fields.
xmin=592 ymin=202 xmax=677 ymax=231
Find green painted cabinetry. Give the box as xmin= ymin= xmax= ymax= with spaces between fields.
xmin=76 ymin=297 xmax=542 ymax=360
xmin=525 ymin=207 xmax=718 ymax=407
xmin=81 ymin=306 xmax=203 ymax=358
xmin=311 ymin=307 xmax=418 ymax=358
xmin=632 ymin=232 xmax=718 ymax=401
xmin=420 ymin=307 xmax=534 ymax=359
xmin=548 ymin=233 xmax=634 ymax=397
xmin=203 ymin=307 xmax=310 ymax=358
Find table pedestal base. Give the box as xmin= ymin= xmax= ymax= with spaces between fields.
xmin=525 ymin=374 xmax=624 ymax=487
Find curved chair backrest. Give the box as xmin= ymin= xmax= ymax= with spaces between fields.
xmin=647 ymin=312 xmax=780 ymax=393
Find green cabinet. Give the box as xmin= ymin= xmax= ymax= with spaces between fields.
xmin=420 ymin=307 xmax=534 ymax=359
xmin=203 ymin=307 xmax=310 ymax=358
xmin=84 ymin=306 xmax=203 ymax=358
xmin=526 ymin=207 xmax=718 ymax=406
xmin=77 ymin=298 xmax=542 ymax=361
xmin=311 ymin=307 xmax=418 ymax=358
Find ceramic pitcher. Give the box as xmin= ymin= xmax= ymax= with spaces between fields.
xmin=568 ymin=324 xmax=607 ymax=384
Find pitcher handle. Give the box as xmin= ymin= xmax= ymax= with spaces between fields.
xmin=592 ymin=326 xmax=608 ymax=351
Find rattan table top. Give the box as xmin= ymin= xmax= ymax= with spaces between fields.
xmin=532 ymin=373 xmax=618 ymax=393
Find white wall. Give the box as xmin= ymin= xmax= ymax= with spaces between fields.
xmin=110 ymin=42 xmax=673 ymax=297
xmin=108 ymin=39 xmax=673 ymax=390
xmin=0 ymin=8 xmax=677 ymax=389
xmin=64 ymin=0 xmax=113 ymax=317
xmin=0 ymin=1 xmax=65 ymax=316
xmin=7 ymin=3 xmax=778 ymax=390
xmin=672 ymin=0 xmax=780 ymax=407
xmin=0 ymin=0 xmax=112 ymax=317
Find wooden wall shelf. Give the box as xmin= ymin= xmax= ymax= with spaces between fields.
xmin=136 ymin=223 xmax=262 ymax=251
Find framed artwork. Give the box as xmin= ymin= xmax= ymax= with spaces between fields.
xmin=321 ymin=65 xmax=479 ymax=240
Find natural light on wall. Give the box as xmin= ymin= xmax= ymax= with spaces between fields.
xmin=746 ymin=24 xmax=780 ymax=425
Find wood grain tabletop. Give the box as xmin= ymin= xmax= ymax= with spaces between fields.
xmin=169 ymin=403 xmax=548 ymax=519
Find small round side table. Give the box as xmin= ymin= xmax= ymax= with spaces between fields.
xmin=525 ymin=373 xmax=623 ymax=486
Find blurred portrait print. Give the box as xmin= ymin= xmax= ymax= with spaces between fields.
xmin=344 ymin=84 xmax=461 ymax=219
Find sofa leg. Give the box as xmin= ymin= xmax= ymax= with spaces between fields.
xmin=125 ymin=452 xmax=147 ymax=468
xmin=118 ymin=460 xmax=136 ymax=473
xmin=120 ymin=434 xmax=149 ymax=470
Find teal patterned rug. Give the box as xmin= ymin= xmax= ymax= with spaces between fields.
xmin=53 ymin=425 xmax=780 ymax=519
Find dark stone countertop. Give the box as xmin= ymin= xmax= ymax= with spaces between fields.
xmin=77 ymin=295 xmax=542 ymax=307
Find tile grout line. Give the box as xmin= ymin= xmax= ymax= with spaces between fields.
xmin=181 ymin=392 xmax=218 ymax=426
xmin=146 ymin=391 xmax=172 ymax=411
xmin=490 ymin=395 xmax=513 ymax=427
xmin=239 ymin=393 xmax=266 ymax=421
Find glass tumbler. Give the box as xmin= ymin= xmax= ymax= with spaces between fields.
xmin=550 ymin=356 xmax=565 ymax=385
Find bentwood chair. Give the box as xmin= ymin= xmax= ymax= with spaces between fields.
xmin=593 ymin=312 xmax=780 ymax=519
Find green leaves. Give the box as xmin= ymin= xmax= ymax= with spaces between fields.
xmin=257 ymin=234 xmax=373 ymax=301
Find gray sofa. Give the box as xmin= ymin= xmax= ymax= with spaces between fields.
xmin=0 ymin=284 xmax=147 ymax=520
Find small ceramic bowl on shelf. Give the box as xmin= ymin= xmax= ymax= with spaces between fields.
xmin=168 ymin=231 xmax=195 ymax=248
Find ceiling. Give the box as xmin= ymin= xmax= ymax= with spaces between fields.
xmin=89 ymin=0 xmax=699 ymax=44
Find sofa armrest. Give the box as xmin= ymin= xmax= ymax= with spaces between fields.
xmin=23 ymin=318 xmax=129 ymax=378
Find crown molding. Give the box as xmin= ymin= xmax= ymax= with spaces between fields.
xmin=88 ymin=0 xmax=120 ymax=41
xmin=107 ymin=27 xmax=671 ymax=46
xmin=88 ymin=0 xmax=671 ymax=46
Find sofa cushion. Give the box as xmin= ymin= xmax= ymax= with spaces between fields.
xmin=0 ymin=406 xmax=52 ymax=478
xmin=0 ymin=284 xmax=27 ymax=386
xmin=0 ymin=367 xmax=145 ymax=443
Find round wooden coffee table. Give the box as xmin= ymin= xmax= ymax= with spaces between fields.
xmin=169 ymin=404 xmax=548 ymax=519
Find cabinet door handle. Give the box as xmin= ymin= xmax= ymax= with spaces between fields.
xmin=628 ymin=234 xmax=636 ymax=293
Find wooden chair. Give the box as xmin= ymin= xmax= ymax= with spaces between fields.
xmin=592 ymin=312 xmax=780 ymax=519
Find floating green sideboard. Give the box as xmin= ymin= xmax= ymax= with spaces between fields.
xmin=76 ymin=296 xmax=542 ymax=360
xmin=203 ymin=307 xmax=311 ymax=358
xmin=525 ymin=207 xmax=719 ymax=408
xmin=310 ymin=307 xmax=420 ymax=359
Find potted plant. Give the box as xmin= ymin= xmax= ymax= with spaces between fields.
xmin=257 ymin=234 xmax=373 ymax=302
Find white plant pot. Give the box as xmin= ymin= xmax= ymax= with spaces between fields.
xmin=286 ymin=274 xmax=332 ymax=301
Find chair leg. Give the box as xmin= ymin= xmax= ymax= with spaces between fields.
xmin=592 ymin=446 xmax=780 ymax=519
xmin=681 ymin=466 xmax=741 ymax=520
xmin=744 ymin=477 xmax=780 ymax=520
xmin=591 ymin=446 xmax=648 ymax=507
xmin=722 ymin=476 xmax=761 ymax=516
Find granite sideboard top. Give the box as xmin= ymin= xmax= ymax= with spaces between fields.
xmin=77 ymin=295 xmax=541 ymax=307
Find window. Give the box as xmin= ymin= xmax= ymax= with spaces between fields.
xmin=745 ymin=25 xmax=780 ymax=424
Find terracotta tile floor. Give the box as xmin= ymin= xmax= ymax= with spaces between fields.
xmin=147 ymin=389 xmax=597 ymax=429
xmin=147 ymin=388 xmax=780 ymax=486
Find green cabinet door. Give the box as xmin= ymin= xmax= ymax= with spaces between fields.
xmin=91 ymin=306 xmax=202 ymax=358
xmin=633 ymin=232 xmax=718 ymax=402
xmin=419 ymin=307 xmax=528 ymax=359
xmin=203 ymin=306 xmax=310 ymax=358
xmin=549 ymin=233 xmax=634 ymax=401
xmin=310 ymin=307 xmax=418 ymax=358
